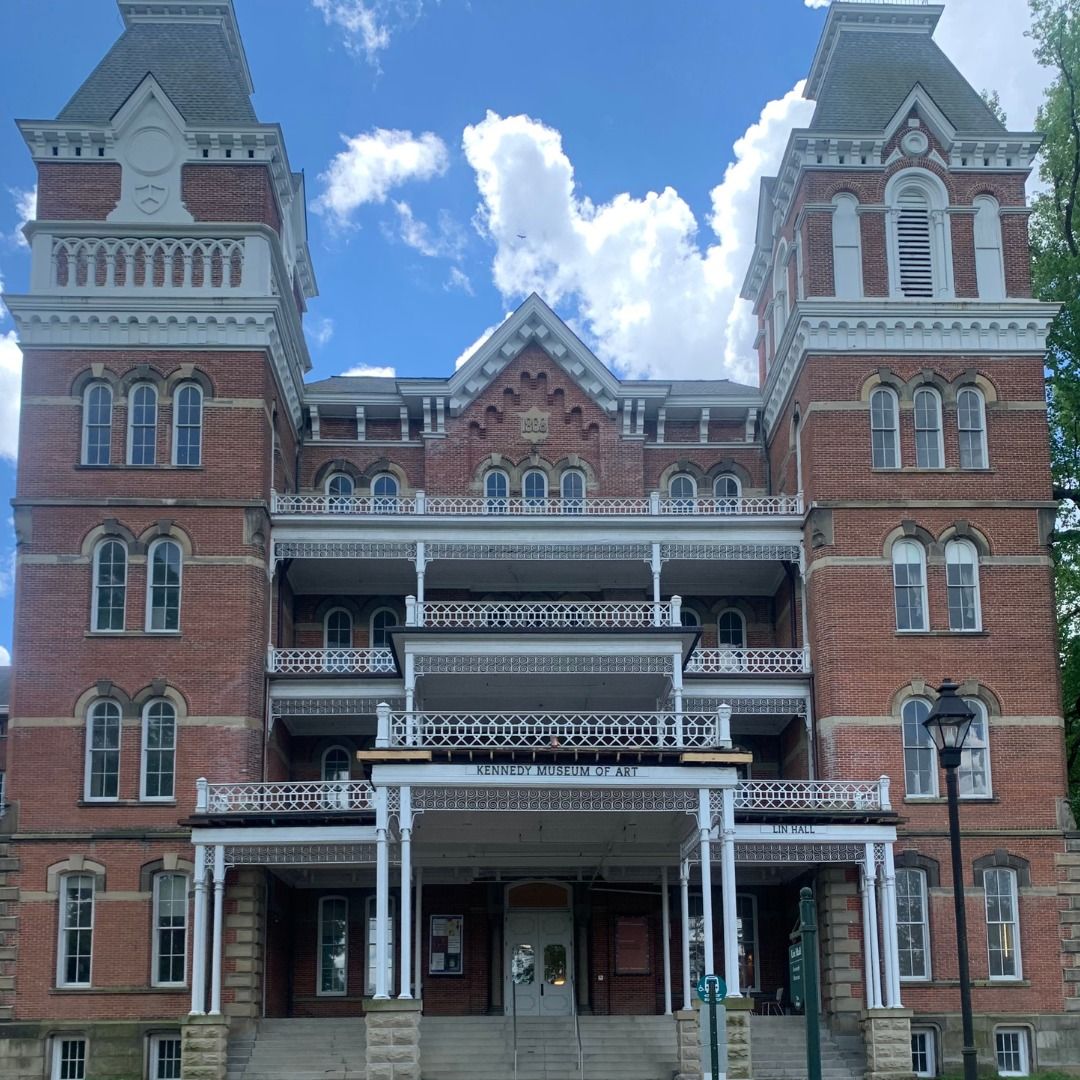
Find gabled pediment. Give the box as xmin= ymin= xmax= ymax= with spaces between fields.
xmin=448 ymin=294 xmax=621 ymax=416
xmin=882 ymin=83 xmax=956 ymax=150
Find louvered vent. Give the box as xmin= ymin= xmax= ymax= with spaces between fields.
xmin=896 ymin=191 xmax=934 ymax=297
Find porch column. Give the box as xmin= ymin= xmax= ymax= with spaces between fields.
xmin=651 ymin=543 xmax=662 ymax=626
xmin=209 ymin=844 xmax=225 ymax=1015
xmin=679 ymin=858 xmax=692 ymax=1011
xmin=405 ymin=652 xmax=416 ymax=718
xmin=398 ymin=787 xmax=413 ymax=999
xmin=413 ymin=866 xmax=423 ymax=999
xmin=415 ymin=541 xmax=426 ymax=605
xmin=661 ymin=866 xmax=673 ymax=1015
xmin=863 ymin=844 xmax=882 ymax=1010
xmin=881 ymin=844 xmax=903 ymax=1007
xmin=697 ymin=790 xmax=716 ymax=985
xmin=189 ymin=843 xmax=208 ymax=1015
xmin=860 ymin=855 xmax=881 ymax=1009
xmin=672 ymin=657 xmax=684 ymax=744
xmin=374 ymin=786 xmax=391 ymax=999
xmin=719 ymin=787 xmax=741 ymax=997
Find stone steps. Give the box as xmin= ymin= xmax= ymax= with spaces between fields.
xmin=750 ymin=1015 xmax=866 ymax=1080
xmin=229 ymin=1019 xmax=367 ymax=1080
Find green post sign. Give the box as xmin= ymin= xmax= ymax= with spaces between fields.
xmin=788 ymin=940 xmax=804 ymax=1011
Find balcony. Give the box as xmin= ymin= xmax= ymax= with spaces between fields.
xmin=406 ymin=598 xmax=681 ymax=630
xmin=685 ymin=647 xmax=810 ymax=675
xmin=268 ymin=647 xmax=397 ymax=676
xmin=195 ymin=779 xmax=376 ymax=814
xmin=733 ymin=778 xmax=891 ymax=814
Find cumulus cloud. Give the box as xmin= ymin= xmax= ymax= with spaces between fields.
xmin=453 ymin=314 xmax=512 ymax=370
xmin=462 ymin=91 xmax=812 ymax=383
xmin=313 ymin=128 xmax=449 ymax=227
xmin=340 ymin=363 xmax=397 ymax=377
xmin=0 ymin=646 xmax=10 ymax=667
xmin=310 ymin=0 xmax=421 ymax=68
xmin=0 ymin=331 xmax=22 ymax=461
xmin=306 ymin=316 xmax=335 ymax=348
xmin=803 ymin=0 xmax=830 ymax=7
xmin=445 ymin=266 xmax=474 ymax=295
xmin=392 ymin=201 xmax=466 ymax=260
xmin=9 ymin=185 xmax=36 ymax=248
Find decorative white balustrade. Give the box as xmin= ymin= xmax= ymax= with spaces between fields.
xmin=734 ymin=778 xmax=891 ymax=813
xmin=268 ymin=647 xmax=396 ymax=676
xmin=196 ymin=778 xmax=376 ymax=814
xmin=270 ymin=490 xmax=803 ymax=518
xmin=407 ymin=599 xmax=678 ymax=630
xmin=685 ymin=647 xmax=810 ymax=675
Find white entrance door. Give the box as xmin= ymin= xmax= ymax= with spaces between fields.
xmin=505 ymin=910 xmax=574 ymax=1016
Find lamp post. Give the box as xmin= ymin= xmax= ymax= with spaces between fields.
xmin=922 ymin=678 xmax=978 ymax=1080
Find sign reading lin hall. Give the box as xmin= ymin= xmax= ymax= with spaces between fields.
xmin=0 ymin=2 xmax=1076 ymax=1080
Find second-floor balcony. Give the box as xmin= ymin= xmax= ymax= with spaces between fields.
xmin=406 ymin=598 xmax=682 ymax=629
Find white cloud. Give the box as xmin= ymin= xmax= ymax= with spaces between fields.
xmin=392 ymin=201 xmax=466 ymax=260
xmin=313 ymin=129 xmax=449 ymax=227
xmin=462 ymin=91 xmax=812 ymax=383
xmin=0 ymin=646 xmax=9 ymax=667
xmin=312 ymin=0 xmax=390 ymax=66
xmin=453 ymin=313 xmax=512 ymax=370
xmin=445 ymin=265 xmax=474 ymax=295
xmin=340 ymin=363 xmax=397 ymax=377
xmin=803 ymin=0 xmax=830 ymax=7
xmin=0 ymin=331 xmax=22 ymax=461
xmin=307 ymin=316 xmax=335 ymax=348
xmin=9 ymin=185 xmax=36 ymax=248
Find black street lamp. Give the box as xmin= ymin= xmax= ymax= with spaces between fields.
xmin=922 ymin=679 xmax=978 ymax=1080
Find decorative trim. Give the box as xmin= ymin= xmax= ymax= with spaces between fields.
xmin=414 ymin=654 xmax=672 ymax=675
xmin=273 ymin=541 xmax=416 ymax=560
xmin=972 ymin=849 xmax=1031 ymax=888
xmin=411 ymin=786 xmax=700 ymax=813
xmin=734 ymin=842 xmax=866 ymax=864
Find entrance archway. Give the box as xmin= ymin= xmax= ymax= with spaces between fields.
xmin=505 ymin=881 xmax=574 ymax=1016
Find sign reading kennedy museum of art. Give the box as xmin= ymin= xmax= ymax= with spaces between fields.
xmin=474 ymin=763 xmax=647 ymax=778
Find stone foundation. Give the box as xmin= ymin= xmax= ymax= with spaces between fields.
xmin=724 ymin=997 xmax=753 ymax=1080
xmin=223 ymin=868 xmax=266 ymax=1021
xmin=862 ymin=1008 xmax=914 ymax=1080
xmin=364 ymin=998 xmax=422 ymax=1080
xmin=181 ymin=1015 xmax=230 ymax=1080
xmin=674 ymin=1007 xmax=701 ymax=1080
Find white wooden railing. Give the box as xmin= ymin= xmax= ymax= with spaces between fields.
xmin=685 ymin=647 xmax=810 ymax=675
xmin=734 ymin=778 xmax=891 ymax=813
xmin=196 ymin=778 xmax=376 ymax=814
xmin=407 ymin=598 xmax=680 ymax=630
xmin=270 ymin=490 xmax=804 ymax=518
xmin=268 ymin=647 xmax=396 ymax=675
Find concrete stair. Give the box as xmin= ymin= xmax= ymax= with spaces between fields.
xmin=750 ymin=1015 xmax=867 ymax=1080
xmin=228 ymin=1018 xmax=367 ymax=1080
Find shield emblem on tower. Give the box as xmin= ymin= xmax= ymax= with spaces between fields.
xmin=135 ymin=183 xmax=166 ymax=213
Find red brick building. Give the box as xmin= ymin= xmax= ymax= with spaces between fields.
xmin=0 ymin=2 xmax=1076 ymax=1079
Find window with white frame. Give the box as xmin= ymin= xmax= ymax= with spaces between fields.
xmin=319 ymin=895 xmax=349 ymax=995
xmin=945 ymin=540 xmax=981 ymax=632
xmin=127 ymin=384 xmax=158 ymax=465
xmin=896 ymin=868 xmax=930 ymax=979
xmin=52 ymin=1036 xmax=87 ymax=1080
xmin=321 ymin=746 xmax=352 ymax=809
xmin=669 ymin=473 xmax=696 ymax=511
xmin=831 ymin=193 xmax=863 ymax=298
xmin=680 ymin=608 xmax=701 ymax=629
xmin=58 ymin=874 xmax=94 ymax=986
xmin=92 ymin=540 xmax=127 ymax=632
xmin=149 ymin=1034 xmax=182 ymax=1080
xmin=370 ymin=608 xmax=396 ymax=648
xmin=717 ymin=609 xmax=747 ymax=649
xmin=973 ymin=195 xmax=1006 ymax=301
xmin=772 ymin=243 xmax=789 ymax=346
xmin=995 ymin=1028 xmax=1030 ymax=1076
xmin=560 ymin=469 xmax=585 ymax=512
xmin=141 ymin=700 xmax=177 ymax=801
xmin=484 ymin=469 xmax=509 ymax=513
xmin=86 ymin=700 xmax=121 ymax=801
xmin=326 ymin=473 xmax=354 ymax=510
xmin=984 ymin=868 xmax=1021 ymax=980
xmin=910 ymin=1029 xmax=936 ymax=1078
xmin=894 ymin=188 xmax=934 ymax=297
xmin=714 ymin=474 xmax=741 ymax=509
xmin=887 ymin=170 xmax=953 ymax=299
xmin=902 ymin=697 xmax=937 ymax=797
xmin=736 ymin=894 xmax=759 ymax=991
xmin=83 ymin=383 xmax=112 ymax=465
xmin=146 ymin=539 xmax=182 ymax=632
xmin=324 ymin=609 xmax=353 ymax=650
xmin=172 ymin=384 xmax=203 ymax=467
xmin=913 ymin=387 xmax=944 ymax=469
xmin=959 ymin=698 xmax=991 ymax=797
xmin=957 ymin=387 xmax=988 ymax=469
xmin=893 ymin=540 xmax=928 ymax=631
xmin=366 ymin=895 xmax=394 ymax=995
xmin=523 ymin=470 xmax=547 ymax=508
xmin=870 ymin=387 xmax=900 ymax=469
xmin=371 ymin=473 xmax=400 ymax=512
xmin=152 ymin=873 xmax=188 ymax=987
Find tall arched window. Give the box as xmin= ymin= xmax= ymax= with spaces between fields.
xmin=58 ymin=873 xmax=95 ymax=986
xmin=151 ymin=871 xmax=189 ymax=987
xmin=318 ymin=896 xmax=349 ymax=996
xmin=870 ymin=387 xmax=900 ymax=469
xmin=523 ymin=470 xmax=547 ymax=509
xmin=886 ymin=170 xmax=952 ymax=299
xmin=141 ymin=699 xmax=177 ymax=801
xmin=371 ymin=473 xmax=400 ymax=513
xmin=960 ymin=698 xmax=991 ymax=798
xmin=973 ymin=195 xmax=1005 ymax=300
xmin=370 ymin=607 xmax=396 ymax=648
xmin=484 ymin=469 xmax=509 ymax=513
xmin=984 ymin=868 xmax=1021 ymax=979
xmin=901 ymin=697 xmax=937 ymax=797
xmin=85 ymin=699 xmax=121 ymax=801
xmin=322 ymin=745 xmax=352 ymax=809
xmin=893 ymin=540 xmax=928 ymax=631
xmin=560 ymin=469 xmax=585 ymax=513
xmin=714 ymin=474 xmax=741 ymax=510
xmin=146 ymin=539 xmax=182 ymax=632
xmin=172 ymin=383 xmax=203 ymax=466
xmin=82 ymin=383 xmax=113 ymax=465
xmin=831 ymin=193 xmax=863 ymax=298
xmin=324 ymin=609 xmax=353 ymax=649
xmin=957 ymin=387 xmax=988 ymax=469
xmin=717 ymin=610 xmax=747 ymax=648
xmin=669 ymin=473 xmax=696 ymax=512
xmin=913 ymin=387 xmax=944 ymax=469
xmin=896 ymin=868 xmax=930 ymax=980
xmin=92 ymin=540 xmax=127 ymax=631
xmin=326 ymin=473 xmax=354 ymax=512
xmin=128 ymin=384 xmax=158 ymax=465
xmin=945 ymin=539 xmax=981 ymax=631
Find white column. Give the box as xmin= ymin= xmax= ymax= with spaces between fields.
xmin=864 ymin=844 xmax=882 ymax=1011
xmin=209 ymin=844 xmax=225 ymax=1015
xmin=697 ymin=791 xmax=715 ymax=985
xmin=860 ymin=861 xmax=880 ymax=1010
xmin=661 ymin=866 xmax=673 ymax=1015
xmin=374 ymin=787 xmax=391 ymax=999
xmin=672 ymin=657 xmax=684 ymax=744
xmin=404 ymin=653 xmax=416 ymax=728
xmin=651 ymin=543 xmax=662 ymax=626
xmin=719 ymin=787 xmax=741 ymax=997
xmin=398 ymin=787 xmax=413 ymax=999
xmin=679 ymin=858 xmax=692 ymax=1011
xmin=414 ymin=866 xmax=424 ymax=1000
xmin=189 ymin=843 xmax=208 ymax=1015
xmin=415 ymin=542 xmax=426 ymax=604
xmin=882 ymin=844 xmax=903 ymax=1007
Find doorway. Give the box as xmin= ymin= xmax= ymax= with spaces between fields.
xmin=504 ymin=881 xmax=575 ymax=1017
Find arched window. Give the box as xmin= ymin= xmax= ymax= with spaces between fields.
xmin=897 ymin=868 xmax=930 ymax=980
xmin=680 ymin=608 xmax=701 ymax=629
xmin=892 ymin=540 xmax=927 ymax=631
xmin=886 ymin=170 xmax=952 ymax=299
xmin=870 ymin=387 xmax=900 ymax=469
xmin=92 ymin=540 xmax=127 ymax=631
xmin=146 ymin=539 xmax=182 ymax=632
xmin=560 ymin=469 xmax=585 ymax=513
xmin=326 ymin=473 xmax=354 ymax=512
xmin=58 ymin=873 xmax=95 ymax=986
xmin=371 ymin=473 xmax=400 ymax=513
xmin=484 ymin=469 xmax=509 ymax=513
xmin=973 ymin=195 xmax=1005 ymax=300
xmin=901 ymin=697 xmax=937 ymax=797
xmin=85 ymin=699 xmax=121 ymax=801
xmin=324 ymin=609 xmax=353 ymax=649
xmin=523 ymin=470 xmax=547 ymax=509
xmin=913 ymin=387 xmax=944 ymax=469
xmin=717 ymin=609 xmax=747 ymax=649
xmin=151 ymin=871 xmax=189 ymax=987
xmin=128 ymin=384 xmax=158 ymax=465
xmin=669 ymin=473 xmax=696 ymax=512
xmin=945 ymin=539 xmax=981 ymax=631
xmin=957 ymin=387 xmax=988 ymax=469
xmin=714 ymin=474 xmax=741 ymax=510
xmin=82 ymin=383 xmax=113 ymax=465
xmin=960 ymin=698 xmax=991 ymax=797
xmin=322 ymin=745 xmax=352 ymax=810
xmin=984 ymin=868 xmax=1021 ymax=979
xmin=318 ymin=896 xmax=348 ymax=996
xmin=141 ymin=699 xmax=177 ymax=801
xmin=831 ymin=193 xmax=863 ymax=298
xmin=173 ymin=383 xmax=203 ymax=466
xmin=370 ymin=607 xmax=396 ymax=648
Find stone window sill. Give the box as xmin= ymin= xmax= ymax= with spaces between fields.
xmin=86 ymin=631 xmax=182 ymax=639
xmin=903 ymin=796 xmax=997 ymax=806
xmin=76 ymin=464 xmax=204 ymax=472
xmin=894 ymin=630 xmax=989 ymax=638
xmin=77 ymin=799 xmax=178 ymax=808
xmin=52 ymin=985 xmax=187 ymax=995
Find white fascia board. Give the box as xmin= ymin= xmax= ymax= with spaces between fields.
xmin=372 ymin=762 xmax=738 ymax=788
xmin=401 ymin=635 xmax=689 ymax=659
xmin=734 ymin=822 xmax=896 ymax=844
xmin=190 ymin=826 xmax=378 ymax=846
xmin=269 ymin=680 xmax=403 ymax=701
xmin=685 ymin=679 xmax=812 ymax=699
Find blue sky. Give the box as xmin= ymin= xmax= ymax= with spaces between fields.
xmin=0 ymin=0 xmax=1049 ymax=663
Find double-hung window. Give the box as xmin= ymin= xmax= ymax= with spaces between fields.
xmin=319 ymin=896 xmax=349 ymax=995
xmin=82 ymin=383 xmax=112 ymax=465
xmin=892 ymin=540 xmax=927 ymax=631
xmin=147 ymin=539 xmax=182 ymax=632
xmin=995 ymin=1029 xmax=1030 ymax=1076
xmin=910 ymin=1029 xmax=936 ymax=1078
xmin=128 ymin=384 xmax=157 ymax=465
xmin=173 ymin=384 xmax=203 ymax=466
xmin=85 ymin=700 xmax=121 ymax=801
xmin=902 ymin=698 xmax=937 ymax=798
xmin=896 ymin=869 xmax=930 ymax=979
xmin=484 ymin=470 xmax=509 ymax=514
xmin=58 ymin=874 xmax=94 ymax=986
xmin=149 ymin=1035 xmax=183 ymax=1080
xmin=52 ymin=1037 xmax=87 ymax=1080
xmin=870 ymin=388 xmax=900 ymax=469
xmin=141 ymin=700 xmax=177 ymax=801
xmin=560 ymin=470 xmax=585 ymax=513
xmin=371 ymin=473 xmax=400 ymax=513
xmin=91 ymin=540 xmax=126 ymax=631
xmin=957 ymin=388 xmax=988 ymax=469
xmin=152 ymin=873 xmax=189 ymax=986
xmin=523 ymin=470 xmax=547 ymax=510
xmin=959 ymin=699 xmax=991 ymax=797
xmin=985 ymin=868 xmax=1021 ymax=980
xmin=945 ymin=540 xmax=981 ymax=631
xmin=913 ymin=387 xmax=943 ymax=468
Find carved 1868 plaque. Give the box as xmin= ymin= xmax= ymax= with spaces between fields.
xmin=520 ymin=407 xmax=550 ymax=443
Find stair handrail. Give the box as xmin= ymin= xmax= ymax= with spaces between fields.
xmin=512 ymin=975 xmax=519 ymax=1080
xmin=570 ymin=968 xmax=583 ymax=1079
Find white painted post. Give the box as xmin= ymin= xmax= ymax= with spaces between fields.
xmin=679 ymin=859 xmax=692 ymax=1011
xmin=189 ymin=844 xmax=208 ymax=1015
xmin=405 ymin=595 xmax=418 ymax=628
xmin=415 ymin=542 xmax=426 ymax=604
xmin=672 ymin=657 xmax=684 ymax=745
xmin=209 ymin=844 xmax=225 ymax=1015
xmin=374 ymin=787 xmax=390 ymax=999
xmin=661 ymin=866 xmax=673 ymax=1015
xmin=649 ymin=490 xmax=661 ymax=515
xmin=415 ymin=489 xmax=426 ymax=514
xmin=195 ymin=777 xmax=209 ymax=814
xmin=882 ymin=844 xmax=902 ymax=1007
xmin=719 ymin=787 xmax=741 ymax=997
xmin=398 ymin=786 xmax=413 ymax=999
xmin=414 ymin=866 xmax=424 ymax=1000
xmin=670 ymin=594 xmax=682 ymax=628
xmin=864 ymin=844 xmax=882 ymax=1010
xmin=697 ymin=791 xmax=716 ymax=988
xmin=376 ymin=702 xmax=391 ymax=749
xmin=404 ymin=653 xmax=416 ymax=720
xmin=30 ymin=231 xmax=54 ymax=290
xmin=878 ymin=774 xmax=892 ymax=812
xmin=715 ymin=704 xmax=732 ymax=749
xmin=651 ymin=543 xmax=662 ymax=627
xmin=241 ymin=234 xmax=272 ymax=296
xmin=860 ymin=861 xmax=879 ymax=1010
